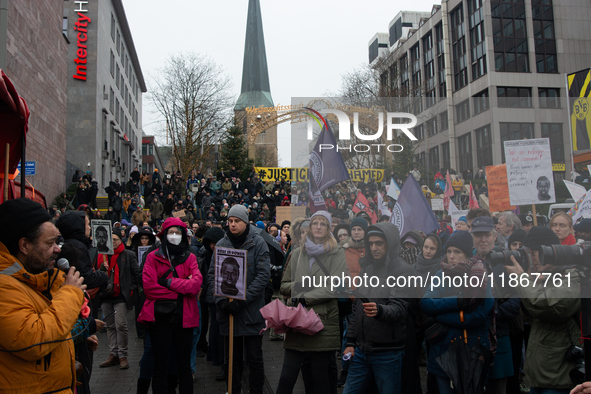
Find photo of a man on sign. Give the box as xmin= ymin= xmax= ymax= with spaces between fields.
xmin=220 ymin=257 xmax=241 ymax=297
xmin=536 ymin=176 xmax=552 ymax=201
xmin=91 ymin=219 xmax=113 ymax=254
xmin=504 ymin=139 xmax=556 ymax=206
xmin=214 ymin=246 xmax=247 ymax=300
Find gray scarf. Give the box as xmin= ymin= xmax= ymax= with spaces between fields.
xmin=304 ymin=236 xmax=329 ymax=272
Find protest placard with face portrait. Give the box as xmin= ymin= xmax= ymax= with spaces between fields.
xmin=92 ymin=220 xmax=113 ymax=254
xmin=214 ymin=247 xmax=247 ymax=300
xmin=504 ymin=139 xmax=555 ymax=205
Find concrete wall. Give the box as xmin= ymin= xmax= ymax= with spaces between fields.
xmin=5 ymin=0 xmax=68 ymax=203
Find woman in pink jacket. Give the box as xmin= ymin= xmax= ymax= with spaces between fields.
xmin=138 ymin=217 xmax=202 ymax=394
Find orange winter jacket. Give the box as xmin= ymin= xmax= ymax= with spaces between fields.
xmin=0 ymin=242 xmax=84 ymax=394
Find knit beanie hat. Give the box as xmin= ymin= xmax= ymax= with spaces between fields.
xmin=0 ymin=198 xmax=52 ymax=256
xmin=228 ymin=204 xmax=249 ymax=224
xmin=311 ymin=210 xmax=332 ymax=227
xmin=523 ymin=226 xmax=559 ymax=250
xmin=350 ymin=217 xmax=369 ymax=232
xmin=444 ymin=230 xmax=474 ymax=258
xmin=112 ymin=226 xmax=124 ymax=240
xmin=507 ymin=229 xmax=527 ymax=248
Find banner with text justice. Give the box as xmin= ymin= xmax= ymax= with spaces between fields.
xmin=254 ymin=167 xmax=384 ymax=183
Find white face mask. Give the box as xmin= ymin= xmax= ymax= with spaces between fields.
xmin=167 ymin=233 xmax=182 ymax=245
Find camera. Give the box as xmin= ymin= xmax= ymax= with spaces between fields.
xmin=539 ymin=243 xmax=591 ymax=266
xmin=566 ymin=345 xmax=585 ymax=385
xmin=487 ymin=246 xmax=532 ymax=272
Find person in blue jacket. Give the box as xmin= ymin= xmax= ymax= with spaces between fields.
xmin=420 ymin=230 xmax=494 ymax=394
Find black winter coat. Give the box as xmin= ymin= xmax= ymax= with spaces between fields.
xmin=56 ymin=211 xmax=109 ymax=290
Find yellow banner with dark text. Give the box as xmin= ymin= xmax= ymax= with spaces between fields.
xmin=254 ymin=167 xmax=384 ymax=183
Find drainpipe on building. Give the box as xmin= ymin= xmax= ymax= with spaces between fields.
xmin=0 ymin=0 xmax=7 ymax=70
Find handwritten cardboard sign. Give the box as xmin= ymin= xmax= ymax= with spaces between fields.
xmin=485 ymin=164 xmax=516 ymax=212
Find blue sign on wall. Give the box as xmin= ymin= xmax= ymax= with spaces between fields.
xmin=16 ymin=161 xmax=36 ymax=176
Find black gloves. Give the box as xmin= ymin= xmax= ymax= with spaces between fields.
xmin=228 ymin=300 xmax=245 ymax=315
xmin=157 ymin=278 xmax=172 ymax=289
xmin=218 ymin=299 xmax=245 ymax=315
xmin=218 ymin=299 xmax=231 ymax=313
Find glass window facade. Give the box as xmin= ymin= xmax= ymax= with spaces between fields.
xmin=492 ymin=0 xmax=529 ymax=72
xmin=532 ymin=0 xmax=557 ymax=73
xmin=450 ymin=4 xmax=468 ymax=90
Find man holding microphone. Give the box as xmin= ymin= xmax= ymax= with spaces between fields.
xmin=0 ymin=198 xmax=86 ymax=393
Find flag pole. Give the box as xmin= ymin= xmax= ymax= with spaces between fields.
xmin=565 ymin=73 xmax=576 ymax=180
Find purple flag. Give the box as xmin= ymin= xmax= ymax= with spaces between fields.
xmin=307 ymin=108 xmax=350 ymax=192
xmin=390 ymin=175 xmax=439 ymax=237
xmin=308 ymin=185 xmax=326 ymax=214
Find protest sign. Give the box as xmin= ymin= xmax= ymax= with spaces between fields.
xmin=450 ymin=210 xmax=469 ymax=230
xmin=91 ymin=220 xmax=113 ymax=254
xmin=504 ymin=139 xmax=555 ymax=205
xmin=254 ymin=167 xmax=384 ymax=183
xmin=276 ymin=206 xmax=307 ymax=226
xmin=138 ymin=246 xmax=151 ymax=266
xmin=214 ymin=247 xmax=248 ymax=301
xmin=431 ymin=198 xmax=444 ymax=211
xmin=485 ymin=164 xmax=515 ymax=212
xmin=563 ymin=180 xmax=587 ymax=202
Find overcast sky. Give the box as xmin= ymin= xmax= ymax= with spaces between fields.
xmin=123 ymin=0 xmax=437 ymax=166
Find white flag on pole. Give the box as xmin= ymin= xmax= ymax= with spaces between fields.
xmin=377 ymin=192 xmax=391 ymax=217
xmin=563 ymin=180 xmax=587 ymax=202
xmin=387 ymin=178 xmax=401 ymax=200
xmin=448 ymin=200 xmax=459 ymax=214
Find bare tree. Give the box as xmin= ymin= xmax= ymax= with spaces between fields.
xmin=150 ymin=53 xmax=233 ymax=176
xmin=334 ymin=64 xmax=417 ymax=176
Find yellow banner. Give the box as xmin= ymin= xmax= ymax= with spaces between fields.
xmin=254 ymin=167 xmax=384 ymax=183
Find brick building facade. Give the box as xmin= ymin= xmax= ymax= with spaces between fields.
xmin=5 ymin=0 xmax=68 ymax=202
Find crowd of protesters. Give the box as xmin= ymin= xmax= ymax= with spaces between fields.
xmin=2 ymin=164 xmax=591 ymax=394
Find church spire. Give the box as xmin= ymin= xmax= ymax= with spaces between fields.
xmin=234 ymin=0 xmax=273 ymax=111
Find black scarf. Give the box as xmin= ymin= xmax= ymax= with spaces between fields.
xmin=226 ymin=223 xmax=250 ymax=249
xmin=400 ymin=245 xmax=422 ymax=265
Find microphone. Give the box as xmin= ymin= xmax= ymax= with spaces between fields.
xmin=56 ymin=258 xmax=70 ymax=272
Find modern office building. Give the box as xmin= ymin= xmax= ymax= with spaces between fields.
xmin=2 ymin=0 xmax=68 ymax=201
xmin=64 ymin=0 xmax=146 ymax=191
xmin=369 ymin=0 xmax=591 ymax=181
